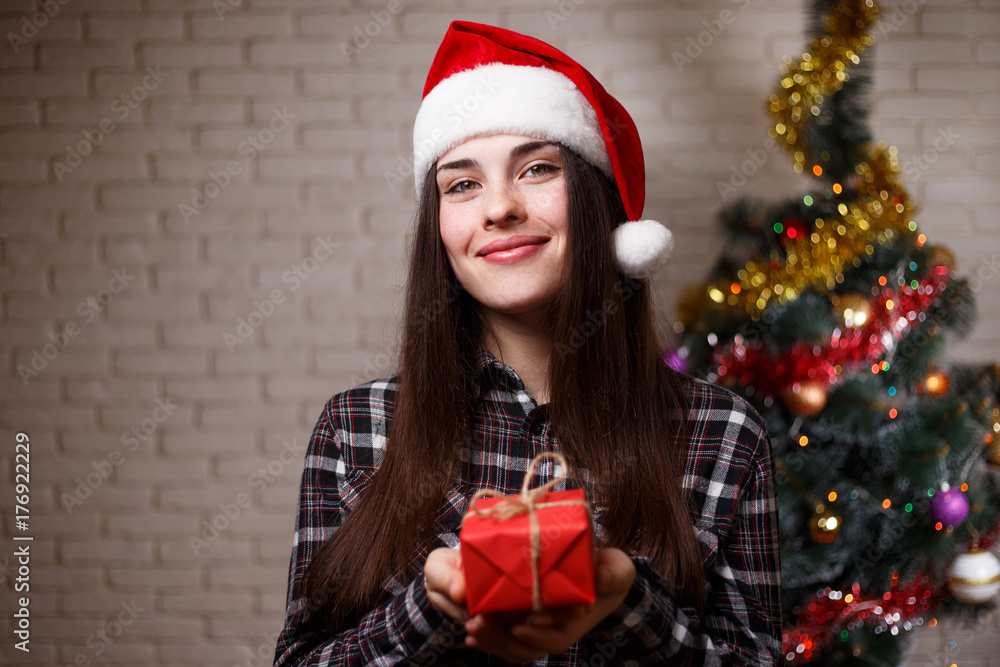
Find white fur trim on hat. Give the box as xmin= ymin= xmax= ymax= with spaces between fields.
xmin=614 ymin=220 xmax=674 ymax=279
xmin=413 ymin=63 xmax=612 ymax=197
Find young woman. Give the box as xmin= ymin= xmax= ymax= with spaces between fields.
xmin=274 ymin=21 xmax=781 ymax=666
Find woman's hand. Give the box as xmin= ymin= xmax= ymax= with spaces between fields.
xmin=424 ymin=547 xmax=469 ymax=625
xmin=463 ymin=548 xmax=637 ymax=663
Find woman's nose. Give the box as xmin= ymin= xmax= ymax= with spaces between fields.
xmin=483 ymin=183 xmax=525 ymax=227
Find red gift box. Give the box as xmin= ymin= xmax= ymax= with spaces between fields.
xmin=460 ymin=453 xmax=596 ymax=616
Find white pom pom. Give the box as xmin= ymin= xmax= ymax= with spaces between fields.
xmin=613 ymin=220 xmax=674 ymax=279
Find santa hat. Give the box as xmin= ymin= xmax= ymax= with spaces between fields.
xmin=413 ymin=21 xmax=673 ymax=279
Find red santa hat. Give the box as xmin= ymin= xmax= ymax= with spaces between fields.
xmin=413 ymin=21 xmax=673 ymax=279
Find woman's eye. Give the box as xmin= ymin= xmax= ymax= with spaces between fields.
xmin=446 ymin=180 xmax=478 ymax=193
xmin=526 ymin=164 xmax=558 ymax=177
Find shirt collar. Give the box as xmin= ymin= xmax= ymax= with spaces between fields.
xmin=473 ymin=346 xmax=526 ymax=393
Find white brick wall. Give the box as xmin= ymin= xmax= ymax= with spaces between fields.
xmin=0 ymin=0 xmax=997 ymax=664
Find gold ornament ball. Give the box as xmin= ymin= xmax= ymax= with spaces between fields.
xmin=783 ymin=382 xmax=828 ymax=417
xmin=947 ymin=547 xmax=1000 ymax=604
xmin=810 ymin=508 xmax=842 ymax=544
xmin=834 ymin=293 xmax=872 ymax=328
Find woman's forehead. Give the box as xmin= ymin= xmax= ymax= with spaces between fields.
xmin=438 ymin=134 xmax=559 ymax=162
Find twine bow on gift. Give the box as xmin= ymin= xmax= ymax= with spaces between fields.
xmin=463 ymin=451 xmax=592 ymax=612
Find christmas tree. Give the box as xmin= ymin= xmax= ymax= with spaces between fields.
xmin=673 ymin=0 xmax=1000 ymax=663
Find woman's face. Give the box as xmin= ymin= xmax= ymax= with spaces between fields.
xmin=435 ymin=134 xmax=570 ymax=319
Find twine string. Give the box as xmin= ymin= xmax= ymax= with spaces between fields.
xmin=464 ymin=451 xmax=589 ymax=612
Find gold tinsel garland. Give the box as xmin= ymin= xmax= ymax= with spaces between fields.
xmin=685 ymin=0 xmax=920 ymax=323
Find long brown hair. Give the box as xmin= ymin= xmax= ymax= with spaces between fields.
xmin=300 ymin=145 xmax=705 ymax=634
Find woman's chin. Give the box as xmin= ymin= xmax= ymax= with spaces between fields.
xmin=480 ymin=299 xmax=554 ymax=320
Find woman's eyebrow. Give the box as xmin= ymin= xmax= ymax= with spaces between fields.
xmin=436 ymin=157 xmax=477 ymax=173
xmin=511 ymin=140 xmax=556 ymax=159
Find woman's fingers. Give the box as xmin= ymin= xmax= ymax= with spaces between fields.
xmin=424 ymin=548 xmax=468 ymax=623
xmin=447 ymin=562 xmax=466 ymax=604
xmin=595 ymin=547 xmax=637 ymax=594
xmin=427 ymin=590 xmax=468 ymax=625
xmin=527 ymin=605 xmax=588 ymax=628
xmin=496 ymin=549 xmax=637 ymax=656
xmin=465 ymin=614 xmax=547 ymax=663
xmin=447 ymin=547 xmax=637 ymax=660
xmin=425 ymin=547 xmax=462 ymax=590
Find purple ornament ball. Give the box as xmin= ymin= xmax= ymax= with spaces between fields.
xmin=929 ymin=487 xmax=970 ymax=527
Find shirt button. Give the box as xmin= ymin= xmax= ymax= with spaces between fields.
xmin=528 ymin=421 xmax=544 ymax=436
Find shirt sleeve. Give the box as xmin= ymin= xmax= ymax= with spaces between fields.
xmin=272 ymin=396 xmax=471 ymax=667
xmin=581 ymin=425 xmax=783 ymax=666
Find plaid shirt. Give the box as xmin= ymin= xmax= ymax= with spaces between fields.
xmin=274 ymin=349 xmax=782 ymax=666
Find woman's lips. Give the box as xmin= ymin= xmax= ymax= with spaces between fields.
xmin=478 ymin=236 xmax=549 ymax=265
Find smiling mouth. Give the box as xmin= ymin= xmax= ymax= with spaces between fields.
xmin=477 ymin=235 xmax=549 ymax=257
xmin=477 ymin=236 xmax=550 ymax=266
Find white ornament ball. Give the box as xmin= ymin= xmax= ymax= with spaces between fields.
xmin=948 ymin=547 xmax=1000 ymax=604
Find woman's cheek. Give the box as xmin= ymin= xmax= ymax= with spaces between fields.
xmin=534 ymin=181 xmax=570 ymax=224
xmin=438 ymin=212 xmax=466 ymax=256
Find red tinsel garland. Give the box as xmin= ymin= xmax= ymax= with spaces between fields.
xmin=713 ymin=266 xmax=950 ymax=396
xmin=783 ymin=577 xmax=942 ymax=662
xmin=783 ymin=518 xmax=1000 ymax=662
